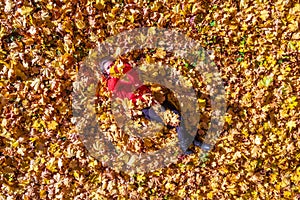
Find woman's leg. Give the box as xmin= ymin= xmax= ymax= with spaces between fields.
xmin=142 ymin=100 xmax=212 ymax=153
xmin=161 ymin=101 xmax=194 ymax=153
xmin=176 ymin=125 xmax=194 ymax=154
xmin=163 ymin=100 xmax=212 ymax=152
xmin=142 ymin=107 xmax=164 ymax=124
xmin=193 ymin=138 xmax=212 ymax=151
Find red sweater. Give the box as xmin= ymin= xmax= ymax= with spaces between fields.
xmin=106 ymin=62 xmax=150 ymax=104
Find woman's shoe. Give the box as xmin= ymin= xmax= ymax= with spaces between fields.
xmin=193 ymin=139 xmax=203 ymax=147
xmin=200 ymin=142 xmax=212 ymax=151
xmin=184 ymin=149 xmax=194 ymax=155
xmin=193 ymin=138 xmax=212 ymax=151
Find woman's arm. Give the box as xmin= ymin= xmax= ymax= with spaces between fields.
xmin=118 ymin=70 xmax=140 ymax=86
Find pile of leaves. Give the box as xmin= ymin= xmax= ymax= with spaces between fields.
xmin=0 ymin=0 xmax=299 ymax=199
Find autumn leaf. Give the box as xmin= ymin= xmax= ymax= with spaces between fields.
xmin=18 ymin=6 xmax=33 ymax=15
xmin=258 ymin=76 xmax=273 ymax=88
xmin=207 ymin=191 xmax=214 ymax=199
xmin=47 ymin=120 xmax=58 ymax=130
xmin=74 ymin=171 xmax=80 ymax=179
xmin=1 ymin=0 xmax=299 ymax=199
xmin=75 ymin=19 xmax=86 ymax=30
xmin=153 ymin=48 xmax=166 ymax=59
xmin=259 ymin=10 xmax=269 ymax=21
xmin=286 ymin=121 xmax=296 ymax=131
xmin=45 ymin=158 xmax=57 ymax=173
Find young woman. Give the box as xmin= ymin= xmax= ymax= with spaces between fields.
xmin=99 ymin=56 xmax=211 ymax=155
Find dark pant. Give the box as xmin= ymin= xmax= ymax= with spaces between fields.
xmin=142 ymin=101 xmax=195 ymax=152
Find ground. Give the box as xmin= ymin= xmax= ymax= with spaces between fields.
xmin=0 ymin=0 xmax=299 ymax=199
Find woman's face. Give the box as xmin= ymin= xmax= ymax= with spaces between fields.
xmin=102 ymin=59 xmax=113 ymax=75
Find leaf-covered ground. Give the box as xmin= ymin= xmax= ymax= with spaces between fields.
xmin=0 ymin=0 xmax=299 ymax=199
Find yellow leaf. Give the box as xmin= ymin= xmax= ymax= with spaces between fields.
xmin=287 ymin=96 xmax=298 ymax=109
xmin=260 ymin=10 xmax=269 ymax=21
xmin=241 ymin=23 xmax=248 ymax=31
xmin=12 ymin=140 xmax=19 ymax=148
xmin=207 ymin=191 xmax=214 ymax=199
xmin=165 ymin=182 xmax=175 ymax=190
xmin=88 ymin=160 xmax=98 ymax=168
xmin=18 ymin=6 xmax=33 ymax=15
xmin=263 ymin=122 xmax=271 ymax=130
xmin=43 ymin=178 xmax=50 ymax=184
xmin=109 ymin=65 xmax=119 ymax=78
xmin=46 ymin=4 xmax=52 ymax=10
xmin=262 ymin=105 xmax=270 ymax=112
xmin=270 ymin=173 xmax=278 ymax=183
xmin=145 ymin=54 xmax=151 ymax=64
xmin=96 ymin=0 xmax=105 ymax=6
xmin=45 ymin=158 xmax=57 ymax=172
xmin=40 ymin=190 xmax=47 ymax=199
xmin=154 ymin=48 xmax=166 ymax=58
xmin=74 ymin=171 xmax=80 ymax=179
xmin=229 ymin=25 xmax=237 ymax=30
xmin=136 ymin=174 xmax=145 ymax=182
xmin=192 ymin=4 xmax=199 ymax=14
xmin=0 ymin=60 xmax=10 ymax=68
xmin=224 ymin=115 xmax=232 ymax=125
xmin=177 ymin=188 xmax=186 ymax=197
xmin=151 ymin=1 xmax=161 ymax=11
xmin=173 ymin=4 xmax=180 ymax=13
xmin=47 ymin=120 xmax=58 ymax=130
xmin=283 ymin=191 xmax=291 ymax=198
xmin=111 ymin=6 xmax=119 ymax=14
xmin=296 ymin=167 xmax=300 ymax=176
xmin=128 ymin=15 xmax=135 ymax=23
xmin=18 ymin=179 xmax=29 ymax=187
xmin=227 ymin=187 xmax=236 ymax=195
xmin=251 ymin=191 xmax=258 ymax=197
xmin=198 ymin=99 xmax=206 ymax=103
xmin=32 ymin=119 xmax=46 ymax=130
xmin=100 ymin=113 xmax=107 ymax=121
xmin=75 ymin=19 xmax=85 ymax=30
xmin=293 ymin=3 xmax=300 ymax=12
xmin=286 ymin=121 xmax=296 ymax=131
xmin=40 ymin=157 xmax=46 ymax=164
xmin=288 ymin=21 xmax=298 ymax=32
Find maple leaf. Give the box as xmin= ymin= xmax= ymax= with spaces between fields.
xmin=259 ymin=10 xmax=269 ymax=21
xmin=18 ymin=6 xmax=33 ymax=15
xmin=47 ymin=120 xmax=58 ymax=130
xmin=286 ymin=121 xmax=296 ymax=131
